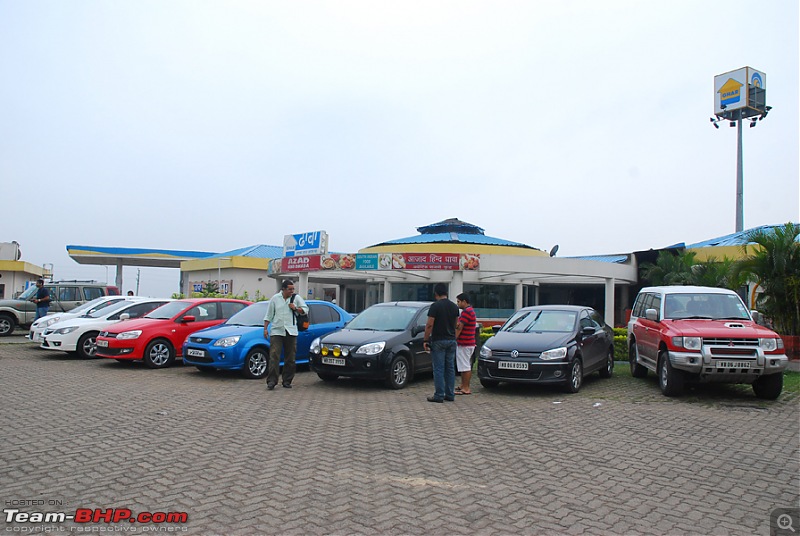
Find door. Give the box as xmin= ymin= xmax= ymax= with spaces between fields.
xmin=578 ymin=310 xmax=605 ymax=370
xmin=409 ymin=307 xmax=431 ymax=372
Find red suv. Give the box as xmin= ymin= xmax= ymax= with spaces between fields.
xmin=96 ymin=298 xmax=251 ymax=368
xmin=627 ymin=286 xmax=787 ymax=399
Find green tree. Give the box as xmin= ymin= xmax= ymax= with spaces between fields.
xmin=639 ymin=250 xmax=697 ymax=286
xmin=689 ymin=256 xmax=748 ymax=290
xmin=736 ymin=222 xmax=800 ymax=336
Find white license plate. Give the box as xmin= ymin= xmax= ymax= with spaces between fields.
xmin=322 ymin=357 xmax=346 ymax=366
xmin=187 ymin=349 xmax=206 ymax=358
xmin=715 ymin=361 xmax=751 ymax=368
xmin=498 ymin=361 xmax=528 ymax=370
xmin=96 ymin=340 xmax=108 ymax=347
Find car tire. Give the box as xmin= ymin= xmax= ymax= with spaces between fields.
xmin=658 ymin=350 xmax=684 ymax=397
xmin=480 ymin=378 xmax=499 ymax=389
xmin=76 ymin=331 xmax=100 ymax=359
xmin=752 ymin=373 xmax=783 ymax=400
xmin=317 ymin=373 xmax=339 ymax=382
xmin=630 ymin=342 xmax=648 ymax=378
xmin=385 ymin=355 xmax=410 ymax=389
xmin=241 ymin=348 xmax=268 ymax=379
xmin=565 ymin=358 xmax=583 ymax=393
xmin=143 ymin=339 xmax=175 ymax=369
xmin=196 ymin=366 xmax=216 ymax=373
xmin=598 ymin=347 xmax=614 ymax=379
xmin=0 ymin=314 xmax=14 ymax=337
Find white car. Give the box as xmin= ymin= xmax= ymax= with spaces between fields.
xmin=28 ymin=296 xmax=130 ymax=344
xmin=40 ymin=298 xmax=170 ymax=358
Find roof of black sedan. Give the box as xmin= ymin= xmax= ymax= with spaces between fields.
xmin=517 ymin=305 xmax=591 ymax=312
xmin=371 ymin=301 xmax=431 ymax=308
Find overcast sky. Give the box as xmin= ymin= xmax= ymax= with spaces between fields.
xmin=2 ymin=1 xmax=798 ymax=297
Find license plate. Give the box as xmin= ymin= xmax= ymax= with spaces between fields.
xmin=498 ymin=361 xmax=528 ymax=370
xmin=322 ymin=357 xmax=346 ymax=366
xmin=96 ymin=340 xmax=108 ymax=347
xmin=715 ymin=361 xmax=751 ymax=368
xmin=187 ymin=349 xmax=206 ymax=358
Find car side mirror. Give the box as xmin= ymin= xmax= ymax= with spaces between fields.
xmin=491 ymin=325 xmax=501 ymax=333
xmin=119 ymin=313 xmax=130 ymax=321
xmin=182 ymin=315 xmax=196 ymax=323
xmin=411 ymin=325 xmax=424 ymax=337
xmin=645 ymin=308 xmax=659 ymax=321
xmin=581 ymin=326 xmax=595 ymax=336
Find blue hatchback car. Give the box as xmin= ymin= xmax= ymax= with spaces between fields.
xmin=182 ymin=300 xmax=353 ymax=379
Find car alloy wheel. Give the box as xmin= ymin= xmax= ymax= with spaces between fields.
xmin=242 ymin=348 xmax=268 ymax=379
xmin=385 ymin=355 xmax=410 ymax=389
xmin=78 ymin=332 xmax=99 ymax=359
xmin=565 ymin=359 xmax=582 ymax=393
xmin=144 ymin=339 xmax=174 ymax=369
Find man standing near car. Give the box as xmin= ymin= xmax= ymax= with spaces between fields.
xmin=455 ymin=292 xmax=477 ymax=395
xmin=31 ymin=279 xmax=50 ymax=321
xmin=423 ymin=283 xmax=459 ymax=403
xmin=263 ymin=280 xmax=308 ymax=390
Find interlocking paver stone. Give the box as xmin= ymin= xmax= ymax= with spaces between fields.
xmin=0 ymin=337 xmax=798 ymax=535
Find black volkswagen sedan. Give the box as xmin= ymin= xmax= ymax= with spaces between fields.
xmin=478 ymin=305 xmax=614 ymax=393
xmin=309 ymin=301 xmax=431 ymax=389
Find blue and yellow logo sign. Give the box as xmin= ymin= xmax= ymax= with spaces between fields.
xmin=750 ymin=72 xmax=763 ymax=88
xmin=718 ymin=78 xmax=743 ymax=106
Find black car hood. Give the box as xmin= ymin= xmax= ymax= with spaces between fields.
xmin=488 ymin=331 xmax=573 ymax=352
xmin=320 ymin=328 xmax=407 ymax=346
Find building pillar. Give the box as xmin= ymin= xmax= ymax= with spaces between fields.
xmin=298 ymin=272 xmax=309 ymax=300
xmin=604 ymin=278 xmax=616 ymax=327
xmin=115 ymin=259 xmax=123 ymax=292
xmin=515 ymin=282 xmax=523 ymax=311
xmin=450 ymin=271 xmax=464 ymax=300
xmin=383 ymin=280 xmax=392 ymax=302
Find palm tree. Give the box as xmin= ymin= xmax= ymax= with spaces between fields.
xmin=639 ymin=250 xmax=697 ymax=286
xmin=736 ymin=222 xmax=800 ymax=336
xmin=690 ymin=256 xmax=749 ymax=290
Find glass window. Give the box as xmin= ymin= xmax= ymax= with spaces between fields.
xmin=310 ymin=304 xmax=338 ymax=324
xmin=59 ymin=287 xmax=79 ymax=302
xmin=579 ymin=310 xmax=600 ymax=330
xmin=347 ymin=304 xmax=422 ymax=331
xmin=110 ymin=301 xmax=167 ymax=320
xmin=590 ymin=310 xmax=606 ymax=327
xmin=221 ymin=301 xmax=247 ymax=319
xmin=502 ymin=309 xmax=577 ymax=333
xmin=185 ymin=304 xmax=219 ymax=320
xmin=464 ymin=284 xmax=515 ymax=318
xmin=391 ymin=283 xmax=436 ymax=302
xmin=83 ymin=287 xmax=104 ymax=300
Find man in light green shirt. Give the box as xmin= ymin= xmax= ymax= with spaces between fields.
xmin=263 ymin=279 xmax=308 ymax=390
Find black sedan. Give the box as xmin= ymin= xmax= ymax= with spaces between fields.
xmin=308 ymin=301 xmax=432 ymax=389
xmin=478 ymin=305 xmax=614 ymax=393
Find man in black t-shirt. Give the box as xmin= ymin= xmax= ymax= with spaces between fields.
xmin=423 ymin=283 xmax=459 ymax=403
xmin=32 ymin=279 xmax=51 ymax=321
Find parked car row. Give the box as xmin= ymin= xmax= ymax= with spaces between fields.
xmin=26 ymin=285 xmax=790 ymax=399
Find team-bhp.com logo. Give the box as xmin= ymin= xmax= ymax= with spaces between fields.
xmin=4 ymin=507 xmax=188 ymax=525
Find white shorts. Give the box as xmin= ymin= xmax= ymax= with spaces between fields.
xmin=456 ymin=345 xmax=475 ymax=372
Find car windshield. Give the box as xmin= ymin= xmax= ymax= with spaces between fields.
xmin=664 ymin=293 xmax=751 ymax=320
xmin=145 ymin=301 xmax=193 ymax=319
xmin=18 ymin=286 xmax=39 ymax=300
xmin=345 ymin=305 xmax=420 ymax=331
xmin=82 ymin=300 xmax=132 ymax=319
xmin=225 ymin=301 xmax=268 ymax=327
xmin=502 ymin=310 xmax=577 ymax=333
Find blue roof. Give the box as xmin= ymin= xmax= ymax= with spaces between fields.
xmin=210 ymin=245 xmax=284 ymax=259
xmin=67 ymin=245 xmax=216 ymax=259
xmin=370 ymin=218 xmax=538 ymax=250
xmin=566 ymin=254 xmax=630 ymax=264
xmin=686 ymin=223 xmax=800 ymax=248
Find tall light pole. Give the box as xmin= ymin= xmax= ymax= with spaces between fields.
xmin=711 ymin=67 xmax=770 ymax=233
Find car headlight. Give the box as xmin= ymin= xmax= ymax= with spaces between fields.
xmin=117 ymin=330 xmax=142 ymax=340
xmin=42 ymin=316 xmax=62 ymax=327
xmin=480 ymin=345 xmax=492 ymax=358
xmin=759 ymin=338 xmax=783 ymax=351
xmin=213 ymin=336 xmax=241 ymax=348
xmin=672 ymin=336 xmax=702 ymax=350
xmin=54 ymin=326 xmax=79 ymax=335
xmin=310 ymin=337 xmax=321 ymax=353
xmin=540 ymin=347 xmax=567 ymax=361
xmin=355 ymin=341 xmax=386 ymax=355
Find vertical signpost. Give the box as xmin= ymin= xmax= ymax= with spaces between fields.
xmin=711 ymin=67 xmax=770 ymax=233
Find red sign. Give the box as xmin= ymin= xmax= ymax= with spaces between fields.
xmin=281 ymin=256 xmax=321 ymax=272
xmin=400 ymin=253 xmax=460 ymax=270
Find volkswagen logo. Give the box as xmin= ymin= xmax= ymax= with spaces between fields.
xmin=511 ymin=350 xmax=519 ymax=358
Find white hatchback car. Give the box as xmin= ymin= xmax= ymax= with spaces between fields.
xmin=28 ymin=296 xmax=130 ymax=344
xmin=40 ymin=298 xmax=170 ymax=358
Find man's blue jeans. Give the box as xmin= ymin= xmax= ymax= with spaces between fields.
xmin=34 ymin=306 xmax=49 ymax=322
xmin=431 ymin=339 xmax=457 ymax=401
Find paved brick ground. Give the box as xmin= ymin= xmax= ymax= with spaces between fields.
xmin=1 ymin=336 xmax=798 ymax=535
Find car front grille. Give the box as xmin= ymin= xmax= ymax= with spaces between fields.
xmin=99 ymin=331 xmax=118 ymax=339
xmin=703 ymin=338 xmax=759 ymax=347
xmin=704 ymin=338 xmax=759 ymax=359
xmin=491 ymin=350 xmax=541 ymax=359
xmin=190 ymin=337 xmax=213 ymax=344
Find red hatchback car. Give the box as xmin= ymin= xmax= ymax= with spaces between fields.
xmin=95 ymin=298 xmax=251 ymax=368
